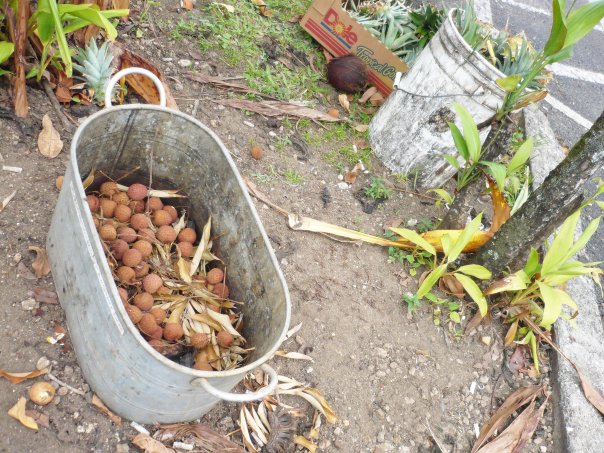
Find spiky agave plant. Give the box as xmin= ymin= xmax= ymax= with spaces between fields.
xmin=73 ymin=39 xmax=115 ymax=103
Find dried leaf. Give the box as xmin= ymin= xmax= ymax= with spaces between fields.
xmin=344 ymin=162 xmax=363 ymax=185
xmin=215 ymin=3 xmax=235 ymax=13
xmin=359 ymin=87 xmax=378 ymax=104
xmin=91 ymin=394 xmax=122 ymax=425
xmin=354 ymin=124 xmax=368 ymax=133
xmin=177 ymin=258 xmax=192 ymax=284
xmin=274 ymin=351 xmax=314 ymax=362
xmin=471 ymin=385 xmax=543 ymax=452
xmin=25 ymin=409 xmax=49 ymax=428
xmin=132 ymin=433 xmax=175 ymax=453
xmin=369 ymin=92 xmax=384 ymax=106
xmin=218 ymin=99 xmax=340 ymax=122
xmin=239 ymin=406 xmax=259 ymax=453
xmin=0 ymin=368 xmax=48 ymax=384
xmin=476 ymin=396 xmax=547 ymax=453
xmin=508 ymin=345 xmax=528 ymax=376
xmin=33 ymin=288 xmax=59 ymax=305
xmin=0 ymin=190 xmax=17 ymax=213
xmin=184 ymin=72 xmax=276 ymax=99
xmin=294 ymin=436 xmax=318 ymax=453
xmin=190 ymin=217 xmax=211 ymax=276
xmin=488 ymin=178 xmax=511 ymax=234
xmin=8 ymin=397 xmax=38 ymax=431
xmin=338 ymin=94 xmax=350 ymax=113
xmin=302 ymin=388 xmax=338 ymax=424
xmin=576 ymin=368 xmax=604 ymax=415
xmin=37 ymin=115 xmax=63 ymax=158
xmin=439 ymin=274 xmax=465 ymax=298
xmin=29 ymin=246 xmax=51 ymax=278
xmin=156 ymin=423 xmax=246 ymax=452
xmin=181 ymin=0 xmax=193 ymax=11
xmin=284 ymin=322 xmax=303 ymax=340
xmin=289 ymin=14 xmax=303 ymax=23
xmin=464 ymin=311 xmax=486 ymax=334
xmin=251 ymin=0 xmax=272 ymax=16
xmin=504 ymin=321 xmax=519 ymax=346
xmin=115 ymin=45 xmax=179 ymax=109
xmin=206 ymin=310 xmax=241 ymax=337
xmin=309 ymin=411 xmax=321 ymax=439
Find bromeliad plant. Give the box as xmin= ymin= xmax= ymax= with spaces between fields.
xmin=486 ymin=181 xmax=604 ymax=372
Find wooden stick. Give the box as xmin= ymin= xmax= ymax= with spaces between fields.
xmin=42 ymin=79 xmax=76 ymax=131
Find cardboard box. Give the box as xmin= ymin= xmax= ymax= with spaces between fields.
xmin=301 ymin=0 xmax=409 ymax=95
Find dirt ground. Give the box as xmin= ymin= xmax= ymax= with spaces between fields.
xmin=0 ymin=1 xmax=555 ymax=452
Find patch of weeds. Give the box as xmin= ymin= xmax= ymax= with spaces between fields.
xmin=322 ymin=145 xmax=372 ymax=172
xmin=388 ymin=246 xmax=433 ymax=276
xmin=425 ymin=293 xmax=463 ymax=327
xmin=170 ymin=16 xmax=200 ymax=40
xmin=275 ymin=136 xmax=293 ymax=152
xmin=253 ymin=172 xmax=277 ymax=185
xmin=403 ymin=292 xmax=421 ymax=313
xmin=364 ymin=176 xmax=391 ymax=200
xmin=416 ymin=218 xmax=436 ymax=233
xmin=284 ymin=168 xmax=303 ymax=185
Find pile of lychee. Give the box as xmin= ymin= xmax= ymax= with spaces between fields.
xmin=86 ymin=179 xmax=246 ymax=371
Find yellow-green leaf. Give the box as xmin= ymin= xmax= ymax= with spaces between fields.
xmin=453 ymin=103 xmax=481 ymax=162
xmin=496 ymin=74 xmax=522 ymax=92
xmin=541 ymin=210 xmax=581 ymax=275
xmin=485 ymin=270 xmax=530 ymax=295
xmin=428 ymin=188 xmax=454 ymax=205
xmin=417 ymin=264 xmax=448 ymax=298
xmin=537 ymin=282 xmax=576 ymax=328
xmin=390 ymin=228 xmax=436 ymax=256
xmin=456 ymin=264 xmax=492 ymax=280
xmin=447 ymin=213 xmax=483 ymax=263
xmin=507 ymin=137 xmax=534 ymax=175
xmin=453 ymin=273 xmax=488 ymax=316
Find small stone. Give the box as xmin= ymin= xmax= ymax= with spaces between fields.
xmin=36 ymin=356 xmax=50 ymax=370
xmin=217 ymin=416 xmax=235 ymax=432
xmin=404 ymin=397 xmax=415 ymax=405
xmin=480 ymin=336 xmax=492 ymax=346
xmin=343 ymin=419 xmax=350 ymax=427
xmin=540 ymin=447 xmax=547 ymax=453
xmin=337 ymin=174 xmax=344 ymax=181
xmin=57 ymin=386 xmax=69 ymax=396
xmin=409 ymin=367 xmax=416 ymax=376
xmin=63 ymin=366 xmax=74 ymax=376
xmin=52 ymin=396 xmax=61 ymax=405
xmin=337 ymin=182 xmax=349 ymax=190
xmin=116 ymin=444 xmax=130 ymax=453
xmin=534 ymin=437 xmax=544 ymax=445
xmin=243 ymin=120 xmax=255 ymax=128
xmin=479 ymin=375 xmax=489 ymax=384
xmin=389 ymin=362 xmax=398 ymax=369
xmin=376 ymin=348 xmax=388 ymax=358
xmin=334 ymin=439 xmax=345 ymax=449
xmin=13 ymin=253 xmax=22 ymax=263
xmin=268 ymin=131 xmax=277 ymax=137
xmin=406 ymin=218 xmax=418 ymax=227
xmin=334 ymin=426 xmax=343 ymax=436
xmin=177 ymin=59 xmax=192 ymax=68
xmin=376 ymin=370 xmax=386 ymax=378
xmin=21 ymin=298 xmax=38 ymax=311
xmin=377 ymin=429 xmax=386 ymax=443
xmin=318 ymin=439 xmax=331 ymax=449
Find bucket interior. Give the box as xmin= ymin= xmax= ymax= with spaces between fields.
xmin=72 ymin=106 xmax=289 ymax=367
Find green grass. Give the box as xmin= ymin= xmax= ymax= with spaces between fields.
xmin=170 ymin=1 xmax=326 ymax=101
xmin=364 ymin=176 xmax=391 ymax=200
xmin=284 ymin=168 xmax=304 ymax=185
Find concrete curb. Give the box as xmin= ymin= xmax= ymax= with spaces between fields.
xmin=524 ymin=104 xmax=604 ymax=452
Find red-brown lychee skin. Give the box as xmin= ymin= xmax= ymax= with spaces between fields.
xmin=127 ymin=183 xmax=148 ymax=201
xmin=206 ymin=268 xmax=224 ymax=285
xmin=143 ymin=273 xmax=163 ymax=294
xmin=133 ymin=292 xmax=154 ymax=311
xmin=122 ymin=248 xmax=143 ymax=268
xmin=163 ymin=323 xmax=184 ymax=342
xmin=178 ymin=228 xmax=197 ymax=243
xmin=117 ymin=226 xmax=137 ymax=243
xmin=130 ymin=213 xmax=150 ymax=231
xmin=163 ymin=205 xmax=178 ymax=222
xmin=152 ymin=209 xmax=173 ymax=227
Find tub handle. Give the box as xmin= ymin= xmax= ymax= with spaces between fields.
xmin=190 ymin=364 xmax=278 ymax=402
xmin=104 ymin=67 xmax=167 ymax=108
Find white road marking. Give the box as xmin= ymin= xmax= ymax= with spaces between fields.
xmin=474 ymin=0 xmax=493 ymax=22
xmin=545 ymin=95 xmax=594 ymax=129
xmin=550 ymin=63 xmax=604 ymax=85
xmin=497 ymin=0 xmax=604 ymax=32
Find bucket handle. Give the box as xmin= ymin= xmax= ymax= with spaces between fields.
xmin=104 ymin=68 xmax=167 ymax=108
xmin=190 ymin=364 xmax=278 ymax=402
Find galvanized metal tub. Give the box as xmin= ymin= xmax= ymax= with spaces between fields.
xmin=46 ymin=69 xmax=291 ymax=424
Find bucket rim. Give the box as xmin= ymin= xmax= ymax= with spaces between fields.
xmin=69 ymin=104 xmax=292 ymax=379
xmin=445 ymin=8 xmax=507 ymax=82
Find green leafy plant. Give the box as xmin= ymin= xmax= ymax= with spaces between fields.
xmin=30 ymin=0 xmax=127 ymax=78
xmin=409 ymin=4 xmax=445 ymax=49
xmin=416 ymin=218 xmax=436 ymax=234
xmin=0 ymin=41 xmax=13 ymax=76
xmin=444 ymin=103 xmax=483 ymax=190
xmin=388 ymin=245 xmax=433 ymax=276
xmin=393 ymin=214 xmax=492 ymax=317
xmin=486 ymin=181 xmax=604 ymax=371
xmin=403 ymin=292 xmax=421 ymax=313
xmin=445 ymin=103 xmax=534 ymax=204
xmin=283 ymin=168 xmax=303 ymax=185
xmin=364 ymin=176 xmax=391 ymax=200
